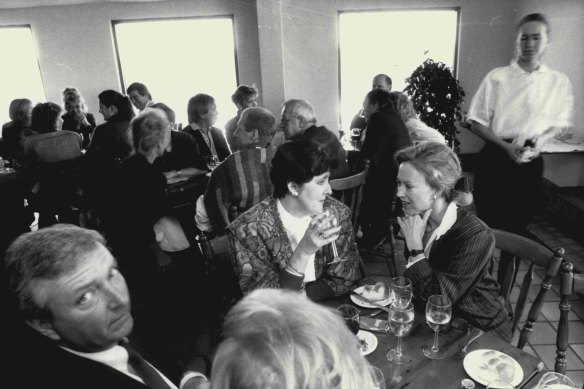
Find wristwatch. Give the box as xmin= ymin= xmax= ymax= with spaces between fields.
xmin=408 ymin=249 xmax=424 ymax=257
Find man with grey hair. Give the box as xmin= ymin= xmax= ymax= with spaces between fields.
xmin=3 ymin=224 xmax=208 ymax=389
xmin=280 ymin=99 xmax=349 ymax=179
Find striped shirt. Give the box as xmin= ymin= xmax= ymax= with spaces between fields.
xmin=204 ymin=147 xmax=275 ymax=233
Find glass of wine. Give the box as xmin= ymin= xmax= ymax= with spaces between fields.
xmin=423 ymin=294 xmax=452 ymax=359
xmin=535 ymin=372 xmax=575 ymax=389
xmin=206 ymin=155 xmax=220 ymax=171
xmin=337 ymin=304 xmax=360 ymax=335
xmin=323 ymin=207 xmax=346 ymax=265
xmin=390 ymin=276 xmax=412 ymax=309
xmin=386 ymin=302 xmax=414 ymax=364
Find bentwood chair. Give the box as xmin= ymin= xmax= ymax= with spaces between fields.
xmin=329 ymin=163 xmax=369 ymax=275
xmin=493 ymin=229 xmax=573 ymax=372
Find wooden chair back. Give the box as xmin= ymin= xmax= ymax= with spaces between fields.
xmin=556 ymin=261 xmax=573 ymax=374
xmin=329 ymin=164 xmax=368 ymax=231
xmin=492 ymin=229 xmax=564 ymax=349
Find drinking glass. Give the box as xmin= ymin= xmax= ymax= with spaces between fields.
xmin=337 ymin=304 xmax=360 ymax=335
xmin=423 ymin=294 xmax=452 ymax=359
xmin=536 ymin=372 xmax=575 ymax=389
xmin=386 ymin=302 xmax=414 ymax=364
xmin=206 ymin=155 xmax=220 ymax=171
xmin=368 ymin=366 xmax=385 ymax=389
xmin=323 ymin=207 xmax=346 ymax=265
xmin=390 ymin=276 xmax=412 ymax=309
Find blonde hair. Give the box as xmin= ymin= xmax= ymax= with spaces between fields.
xmin=211 ymin=289 xmax=377 ymax=389
xmin=395 ymin=142 xmax=472 ymax=206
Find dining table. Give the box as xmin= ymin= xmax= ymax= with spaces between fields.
xmin=320 ymin=279 xmax=544 ymax=389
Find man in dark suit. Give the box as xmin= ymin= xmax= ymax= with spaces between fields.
xmin=3 ymin=224 xmax=208 ymax=389
xmin=280 ymin=99 xmax=349 ymax=179
xmin=183 ymin=94 xmax=231 ymax=172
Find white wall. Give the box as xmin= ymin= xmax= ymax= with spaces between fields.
xmin=0 ymin=0 xmax=262 ymax=125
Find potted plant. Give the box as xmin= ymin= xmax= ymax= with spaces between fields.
xmin=404 ymin=58 xmax=466 ymax=152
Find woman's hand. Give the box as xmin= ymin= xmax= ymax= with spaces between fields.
xmin=297 ymin=211 xmax=341 ymax=256
xmin=397 ymin=208 xmax=432 ymax=251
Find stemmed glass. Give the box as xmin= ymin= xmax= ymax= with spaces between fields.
xmin=390 ymin=276 xmax=412 ymax=309
xmin=206 ymin=155 xmax=220 ymax=171
xmin=535 ymin=372 xmax=575 ymax=389
xmin=323 ymin=207 xmax=346 ymax=265
xmin=386 ymin=302 xmax=415 ymax=364
xmin=368 ymin=366 xmax=385 ymax=389
xmin=337 ymin=304 xmax=360 ymax=335
xmin=423 ymin=294 xmax=452 ymax=359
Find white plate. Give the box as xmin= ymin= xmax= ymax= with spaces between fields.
xmin=357 ymin=330 xmax=378 ymax=356
xmin=463 ymin=349 xmax=524 ymax=388
xmin=350 ymin=286 xmax=392 ymax=308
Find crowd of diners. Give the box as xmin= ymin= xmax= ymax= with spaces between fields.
xmin=0 ymin=12 xmax=575 ymax=389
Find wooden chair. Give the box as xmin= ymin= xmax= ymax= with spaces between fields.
xmin=492 ymin=229 xmax=565 ymax=348
xmin=556 ymin=260 xmax=574 ymax=374
xmin=329 ymin=164 xmax=368 ymax=274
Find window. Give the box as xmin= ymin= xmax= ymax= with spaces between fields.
xmin=339 ymin=9 xmax=459 ymax=130
xmin=113 ymin=17 xmax=238 ymax=130
xmin=0 ymin=26 xmax=46 ymax=126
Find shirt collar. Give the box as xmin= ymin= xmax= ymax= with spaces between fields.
xmin=431 ymin=202 xmax=458 ymax=242
xmin=60 ymin=344 xmax=129 ymax=372
xmin=510 ymin=60 xmax=549 ymax=75
xmin=277 ymin=199 xmax=312 ymax=228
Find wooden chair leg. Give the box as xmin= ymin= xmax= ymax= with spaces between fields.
xmin=555 ymin=261 xmax=573 ymax=374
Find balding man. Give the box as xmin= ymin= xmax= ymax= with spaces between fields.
xmin=280 ymin=99 xmax=349 ymax=179
xmin=350 ymin=74 xmax=392 ymax=131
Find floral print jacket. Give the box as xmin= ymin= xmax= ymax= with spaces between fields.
xmin=228 ymin=196 xmax=362 ymax=300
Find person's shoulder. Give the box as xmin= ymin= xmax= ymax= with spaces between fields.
xmin=453 ymin=207 xmax=493 ymax=238
xmin=229 ymin=196 xmax=275 ymax=228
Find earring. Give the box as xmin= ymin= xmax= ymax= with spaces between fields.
xmin=433 ymin=194 xmax=437 ymax=201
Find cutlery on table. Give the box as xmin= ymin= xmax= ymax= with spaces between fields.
xmin=366 ymin=308 xmax=384 ymax=318
xmin=453 ymin=328 xmax=484 ymax=359
xmin=350 ymin=293 xmax=390 ymax=313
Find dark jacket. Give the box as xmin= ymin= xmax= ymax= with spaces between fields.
xmin=298 ymin=125 xmax=349 ymax=179
xmin=183 ymin=125 xmax=230 ymax=170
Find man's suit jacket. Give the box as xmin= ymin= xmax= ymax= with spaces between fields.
xmin=4 ymin=324 xmax=156 ymax=389
xmin=183 ymin=125 xmax=231 ymax=170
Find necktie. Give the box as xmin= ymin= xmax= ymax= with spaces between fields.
xmin=121 ymin=342 xmax=172 ymax=389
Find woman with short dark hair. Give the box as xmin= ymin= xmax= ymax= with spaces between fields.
xmin=228 ymin=139 xmax=362 ymax=301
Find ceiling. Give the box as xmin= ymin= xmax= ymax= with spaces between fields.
xmin=0 ymin=0 xmax=171 ymax=9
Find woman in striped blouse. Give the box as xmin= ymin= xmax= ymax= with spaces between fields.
xmin=397 ymin=142 xmax=512 ymax=342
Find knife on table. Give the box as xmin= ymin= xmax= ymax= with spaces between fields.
xmin=350 ymin=292 xmax=390 ymax=313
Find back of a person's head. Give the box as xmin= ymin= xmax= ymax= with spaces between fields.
xmin=8 ymin=98 xmax=33 ymax=123
xmin=130 ymin=108 xmax=169 ymax=154
xmin=31 ymin=102 xmax=62 ymax=133
xmin=232 ymin=85 xmax=259 ymax=106
xmin=126 ymin=82 xmax=152 ymax=100
xmin=270 ymin=139 xmax=330 ymax=198
xmin=98 ymin=90 xmax=135 ymax=121
xmin=187 ymin=93 xmax=215 ymax=124
xmin=389 ymin=92 xmax=417 ymax=122
xmin=241 ymin=107 xmax=276 ymax=140
xmin=211 ymin=289 xmax=375 ymax=389
xmin=150 ymin=102 xmax=176 ymax=124
xmin=282 ymin=99 xmax=316 ymax=125
xmin=395 ymin=141 xmax=472 ymax=206
xmin=4 ymin=224 xmax=105 ymax=321
xmin=366 ymin=89 xmax=395 ymax=112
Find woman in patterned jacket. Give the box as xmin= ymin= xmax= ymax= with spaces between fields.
xmin=228 ymin=139 xmax=362 ymax=301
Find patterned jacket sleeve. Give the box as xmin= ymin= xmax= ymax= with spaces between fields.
xmin=309 ymin=199 xmax=362 ymax=299
xmin=404 ymin=225 xmax=495 ymax=304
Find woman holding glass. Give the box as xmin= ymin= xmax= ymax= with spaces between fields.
xmin=395 ymin=142 xmax=512 ymax=342
xmin=228 ymin=139 xmax=362 ymax=301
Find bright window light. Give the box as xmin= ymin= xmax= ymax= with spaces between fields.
xmin=339 ymin=9 xmax=458 ymax=130
xmin=0 ymin=26 xmax=46 ymax=127
xmin=114 ymin=17 xmax=238 ymax=130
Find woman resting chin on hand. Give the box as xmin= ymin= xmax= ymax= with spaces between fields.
xmin=396 ymin=142 xmax=512 ymax=342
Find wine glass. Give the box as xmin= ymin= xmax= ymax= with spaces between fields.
xmin=323 ymin=207 xmax=346 ymax=265
xmin=390 ymin=276 xmax=412 ymax=309
xmin=423 ymin=294 xmax=452 ymax=359
xmin=386 ymin=302 xmax=414 ymax=364
xmin=206 ymin=155 xmax=220 ymax=171
xmin=337 ymin=304 xmax=360 ymax=335
xmin=535 ymin=372 xmax=575 ymax=389
xmin=368 ymin=366 xmax=385 ymax=389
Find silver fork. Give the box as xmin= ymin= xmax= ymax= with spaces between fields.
xmin=453 ymin=328 xmax=484 ymax=359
